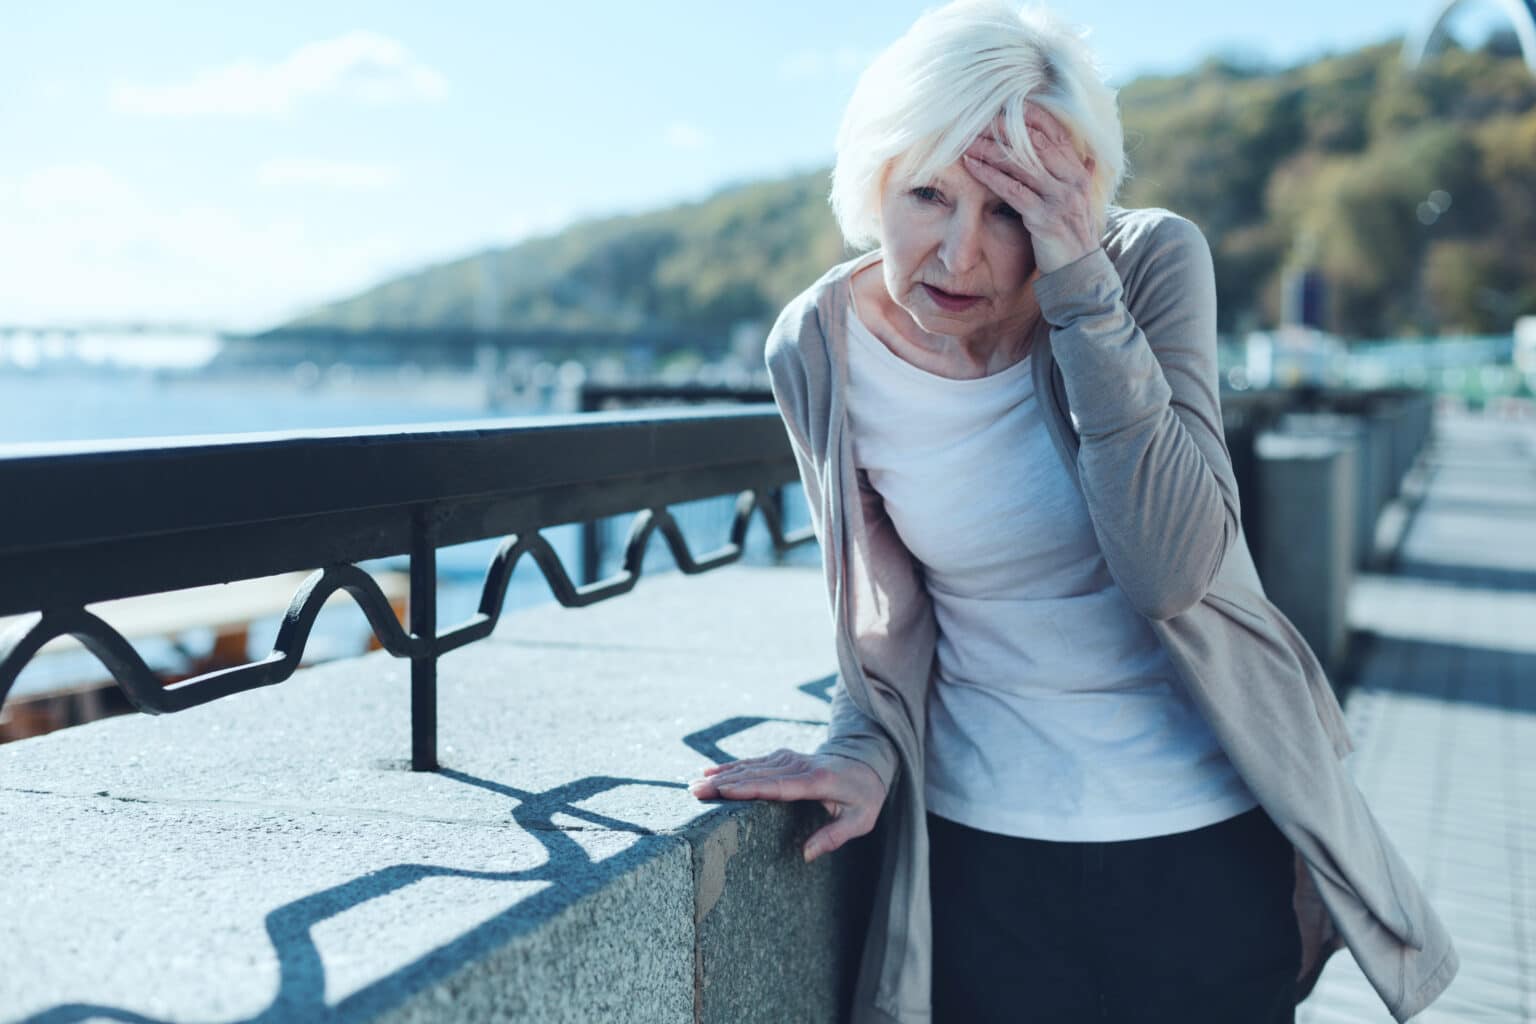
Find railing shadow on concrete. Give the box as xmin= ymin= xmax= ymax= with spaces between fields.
xmin=1352 ymin=632 xmax=1536 ymax=712
xmin=1394 ymin=560 xmax=1536 ymax=592
xmin=11 ymin=685 xmax=875 ymax=1024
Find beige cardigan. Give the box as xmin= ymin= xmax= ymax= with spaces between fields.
xmin=763 ymin=205 xmax=1458 ymax=1023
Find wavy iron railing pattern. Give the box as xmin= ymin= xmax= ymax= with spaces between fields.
xmin=0 ymin=487 xmax=813 ymax=766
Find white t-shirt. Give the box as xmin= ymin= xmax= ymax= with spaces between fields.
xmin=844 ymin=300 xmax=1257 ymax=841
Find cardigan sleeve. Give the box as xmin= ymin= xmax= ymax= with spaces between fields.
xmin=1031 ymin=214 xmax=1242 ymax=621
xmin=765 ymin=322 xmax=902 ymax=796
xmin=819 ymin=665 xmax=902 ymax=795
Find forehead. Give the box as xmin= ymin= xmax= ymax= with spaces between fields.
xmin=887 ymin=156 xmax=1003 ymax=200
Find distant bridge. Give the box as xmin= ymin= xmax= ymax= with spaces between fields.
xmin=0 ymin=324 xmax=224 ymax=338
xmin=1403 ymin=0 xmax=1536 ymax=74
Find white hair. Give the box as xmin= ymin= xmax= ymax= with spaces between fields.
xmin=829 ymin=0 xmax=1128 ymax=251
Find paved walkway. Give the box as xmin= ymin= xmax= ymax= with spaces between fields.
xmin=1300 ymin=406 xmax=1536 ymax=1023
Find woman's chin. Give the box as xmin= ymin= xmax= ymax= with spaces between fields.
xmin=910 ymin=303 xmax=980 ymax=334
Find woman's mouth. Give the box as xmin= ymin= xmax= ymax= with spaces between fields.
xmin=922 ymin=283 xmax=983 ymax=312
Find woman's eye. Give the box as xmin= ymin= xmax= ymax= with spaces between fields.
xmin=995 ymin=203 xmax=1022 ymax=221
xmin=911 ymin=186 xmax=942 ymax=203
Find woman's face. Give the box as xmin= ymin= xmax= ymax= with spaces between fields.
xmin=876 ymin=157 xmax=1039 ymax=345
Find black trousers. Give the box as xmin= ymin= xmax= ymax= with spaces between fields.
xmin=927 ymin=805 xmax=1301 ymax=1024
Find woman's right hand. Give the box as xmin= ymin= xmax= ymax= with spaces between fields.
xmin=687 ymin=748 xmax=887 ymax=863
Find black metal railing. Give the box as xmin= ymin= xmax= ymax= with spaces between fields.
xmin=0 ymin=408 xmax=815 ymax=770
xmin=576 ymin=382 xmax=776 ymax=583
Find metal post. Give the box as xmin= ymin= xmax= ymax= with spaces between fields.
xmin=581 ymin=519 xmax=604 ymax=584
xmin=577 ymin=385 xmax=603 ymax=585
xmin=410 ymin=506 xmax=438 ymax=771
xmin=771 ymin=485 xmax=788 ymax=565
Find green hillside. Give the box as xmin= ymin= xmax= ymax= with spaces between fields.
xmin=283 ymin=34 xmax=1536 ymax=343
xmin=280 ymin=170 xmax=848 ymax=342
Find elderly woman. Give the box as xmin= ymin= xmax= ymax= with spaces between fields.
xmin=687 ymin=2 xmax=1457 ymax=1022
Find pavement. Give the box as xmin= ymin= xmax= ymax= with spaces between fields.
xmin=1299 ymin=406 xmax=1536 ymax=1023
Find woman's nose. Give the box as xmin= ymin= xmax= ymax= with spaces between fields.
xmin=938 ymin=214 xmax=982 ymax=275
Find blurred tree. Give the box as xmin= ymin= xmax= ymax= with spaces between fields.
xmin=281 ymin=40 xmax=1536 ymax=348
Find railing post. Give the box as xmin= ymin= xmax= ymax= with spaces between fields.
xmin=581 ymin=519 xmax=604 ymax=584
xmin=578 ymin=386 xmax=603 ymax=585
xmin=771 ymin=485 xmax=788 ymax=565
xmin=410 ymin=505 xmax=438 ymax=771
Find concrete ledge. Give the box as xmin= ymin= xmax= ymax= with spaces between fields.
xmin=1277 ymin=411 xmax=1381 ymax=568
xmin=0 ymin=565 xmax=878 ymax=1023
xmin=1255 ymin=432 xmax=1357 ymax=679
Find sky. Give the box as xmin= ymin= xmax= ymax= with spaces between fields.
xmin=0 ymin=0 xmax=1513 ymax=329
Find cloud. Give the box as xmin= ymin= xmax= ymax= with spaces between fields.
xmin=663 ymin=120 xmax=710 ymax=150
xmin=0 ymin=163 xmax=410 ymax=327
xmin=111 ymin=31 xmax=448 ymax=117
xmin=256 ymin=158 xmax=402 ymax=189
xmin=776 ymin=46 xmax=874 ymax=82
xmin=4 ymin=162 xmax=139 ymax=209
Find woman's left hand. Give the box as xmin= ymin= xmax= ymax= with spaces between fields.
xmin=962 ymin=103 xmax=1102 ymax=275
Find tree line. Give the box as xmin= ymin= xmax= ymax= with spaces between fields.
xmin=284 ymin=35 xmax=1535 ymax=345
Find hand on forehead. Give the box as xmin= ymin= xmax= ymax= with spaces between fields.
xmin=982 ymin=102 xmax=1072 ymax=153
xmin=970 ymin=101 xmax=1095 ymax=179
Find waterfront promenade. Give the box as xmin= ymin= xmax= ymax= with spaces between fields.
xmin=1 ymin=400 xmax=1533 ymax=1021
xmin=1301 ymin=405 xmax=1536 ymax=1022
